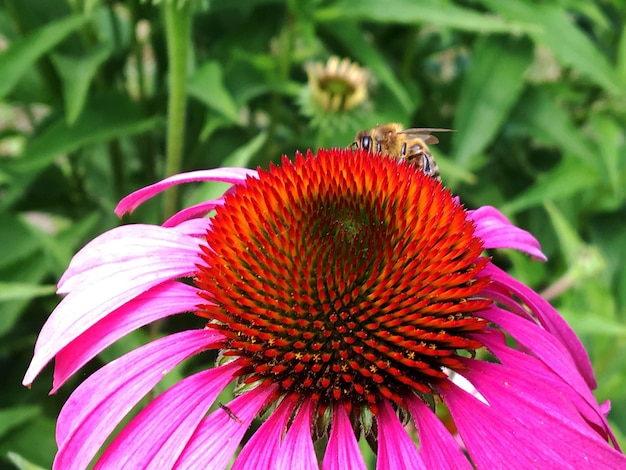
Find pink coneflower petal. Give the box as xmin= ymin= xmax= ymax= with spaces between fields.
xmin=477 ymin=329 xmax=619 ymax=448
xmin=406 ymin=394 xmax=472 ymax=469
xmin=233 ymin=396 xmax=297 ymax=470
xmin=376 ymin=400 xmax=425 ymax=470
xmin=52 ymin=281 xmax=200 ymax=391
xmin=275 ymin=397 xmax=318 ymax=470
xmin=479 ymin=306 xmax=585 ymax=387
xmin=23 ymin=225 xmax=203 ymax=386
xmin=322 ymin=403 xmax=367 ymax=470
xmin=57 ymin=224 xmax=200 ymax=292
xmin=96 ymin=362 xmax=239 ymax=469
xmin=115 ymin=168 xmax=256 ymax=216
xmin=442 ymin=354 xmax=625 ymax=468
xmin=163 ymin=197 xmax=225 ymax=227
xmin=468 ymin=206 xmax=547 ymax=260
xmin=171 ymin=218 xmax=214 ymax=237
xmin=175 ymin=384 xmax=277 ymax=469
xmin=483 ymin=263 xmax=596 ymax=387
xmin=54 ymin=329 xmax=222 ymax=470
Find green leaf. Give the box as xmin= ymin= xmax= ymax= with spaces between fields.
xmin=0 ymin=14 xmax=90 ymax=99
xmin=220 ymin=131 xmax=268 ymax=167
xmin=587 ymin=114 xmax=623 ymax=200
xmin=501 ymin=159 xmax=599 ymax=215
xmin=563 ymin=310 xmax=626 ymax=336
xmin=0 ymin=415 xmax=56 ymax=469
xmin=617 ymin=26 xmax=626 ymax=87
xmin=188 ymin=61 xmax=241 ymax=123
xmin=0 ymin=213 xmax=40 ymax=270
xmin=6 ymin=452 xmax=47 ymax=470
xmin=51 ymin=43 xmax=113 ymax=125
xmin=511 ymin=88 xmax=596 ymax=163
xmin=451 ymin=36 xmax=533 ymax=172
xmin=0 ymin=406 xmax=40 ymax=439
xmin=0 ymin=250 xmax=51 ymax=337
xmin=543 ymin=202 xmax=587 ymax=267
xmin=0 ymin=283 xmax=56 ymax=302
xmin=3 ymin=94 xmax=160 ymax=175
xmin=480 ymin=0 xmax=622 ymax=94
xmin=316 ymin=0 xmax=535 ymax=34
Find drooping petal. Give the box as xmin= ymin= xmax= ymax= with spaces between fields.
xmin=376 ymin=399 xmax=426 ymax=470
xmin=115 ymin=168 xmax=257 ymax=216
xmin=476 ymin=327 xmax=619 ymax=448
xmin=405 ymin=395 xmax=472 ymax=469
xmin=95 ymin=362 xmax=239 ymax=469
xmin=232 ymin=396 xmax=297 ymax=470
xmin=468 ymin=206 xmax=546 ymax=260
xmin=322 ymin=403 xmax=367 ymax=470
xmin=163 ymin=198 xmax=225 ymax=227
xmin=440 ymin=357 xmax=626 ymax=469
xmin=174 ymin=384 xmax=277 ymax=470
xmin=23 ymin=225 xmax=202 ymax=385
xmin=52 ymin=281 xmax=201 ymax=391
xmin=54 ymin=329 xmax=222 ymax=470
xmin=479 ymin=307 xmax=585 ymax=384
xmin=483 ymin=262 xmax=596 ymax=387
xmin=275 ymin=397 xmax=318 ymax=470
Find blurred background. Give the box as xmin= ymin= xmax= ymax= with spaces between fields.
xmin=1 ymin=0 xmax=625 ymax=467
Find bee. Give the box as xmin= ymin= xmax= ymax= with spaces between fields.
xmin=352 ymin=123 xmax=452 ymax=181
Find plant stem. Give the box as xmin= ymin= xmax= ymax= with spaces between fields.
xmin=163 ymin=0 xmax=191 ymax=218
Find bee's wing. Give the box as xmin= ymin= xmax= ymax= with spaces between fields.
xmin=399 ymin=128 xmax=455 ymax=145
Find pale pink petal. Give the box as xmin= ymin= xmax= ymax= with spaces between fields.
xmin=115 ymin=168 xmax=257 ymax=216
xmin=163 ymin=198 xmax=225 ymax=227
xmin=322 ymin=403 xmax=367 ymax=470
xmin=233 ymin=397 xmax=297 ymax=470
xmin=174 ymin=384 xmax=277 ymax=469
xmin=170 ymin=218 xmax=213 ymax=237
xmin=275 ymin=397 xmax=318 ymax=470
xmin=482 ymin=263 xmax=596 ymax=387
xmin=440 ymin=358 xmax=626 ymax=469
xmin=54 ymin=329 xmax=222 ymax=470
xmin=58 ymin=224 xmax=200 ymax=292
xmin=405 ymin=395 xmax=472 ymax=469
xmin=376 ymin=399 xmax=426 ymax=470
xmin=468 ymin=206 xmax=546 ymax=260
xmin=24 ymin=225 xmax=202 ymax=386
xmin=96 ymin=362 xmax=239 ymax=469
xmin=52 ymin=281 xmax=201 ymax=391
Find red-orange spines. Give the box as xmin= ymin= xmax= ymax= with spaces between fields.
xmin=195 ymin=148 xmax=491 ymax=409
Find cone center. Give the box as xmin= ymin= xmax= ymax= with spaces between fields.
xmin=195 ymin=149 xmax=491 ymax=408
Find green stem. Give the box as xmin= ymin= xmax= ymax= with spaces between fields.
xmin=163 ymin=0 xmax=191 ymax=218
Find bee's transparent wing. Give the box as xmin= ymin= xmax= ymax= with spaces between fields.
xmin=399 ymin=128 xmax=455 ymax=145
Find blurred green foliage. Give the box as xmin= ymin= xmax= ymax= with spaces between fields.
xmin=1 ymin=0 xmax=625 ymax=467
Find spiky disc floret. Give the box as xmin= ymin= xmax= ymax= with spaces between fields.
xmin=195 ymin=148 xmax=491 ymax=411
